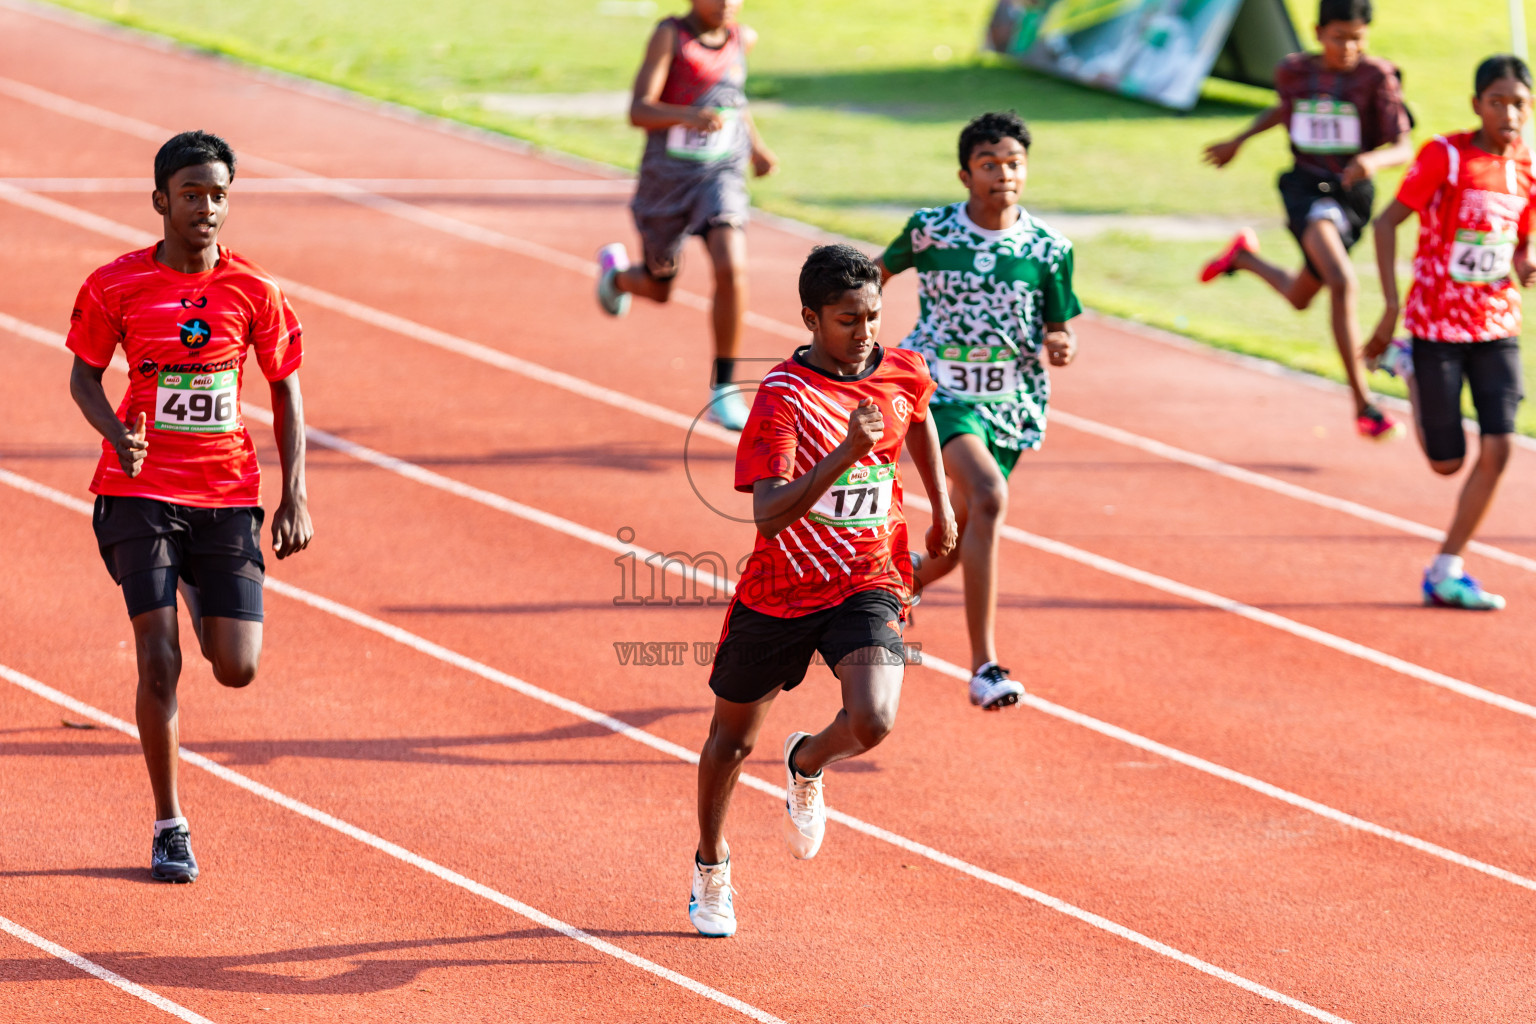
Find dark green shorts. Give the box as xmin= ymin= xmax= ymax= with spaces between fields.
xmin=930 ymin=403 xmax=1022 ymax=479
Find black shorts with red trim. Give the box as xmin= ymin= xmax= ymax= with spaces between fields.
xmin=707 ymin=589 xmax=906 ymax=705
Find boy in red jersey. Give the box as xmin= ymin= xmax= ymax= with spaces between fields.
xmin=1200 ymin=0 xmax=1412 ymax=439
xmin=595 ymin=0 xmax=777 ymax=431
xmin=687 ymin=245 xmax=956 ymax=938
xmin=66 ymin=131 xmax=312 ymax=882
xmin=1365 ymin=56 xmax=1536 ymax=610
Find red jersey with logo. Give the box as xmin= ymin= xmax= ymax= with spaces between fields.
xmin=66 ymin=246 xmax=303 ymax=507
xmin=733 ymin=346 xmax=935 ymax=617
xmin=1398 ymin=133 xmax=1533 ymax=342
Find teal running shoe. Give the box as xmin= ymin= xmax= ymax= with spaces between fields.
xmin=1422 ymin=571 xmax=1506 ymax=610
xmin=595 ymin=243 xmax=631 ymax=317
xmin=705 ymin=383 xmax=750 ymax=432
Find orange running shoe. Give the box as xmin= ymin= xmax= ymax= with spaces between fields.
xmin=1199 ymin=228 xmax=1259 ymax=283
xmin=1356 ymin=404 xmax=1403 ymax=441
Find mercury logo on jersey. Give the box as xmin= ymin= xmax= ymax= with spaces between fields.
xmin=179 ymin=318 xmax=212 ymax=350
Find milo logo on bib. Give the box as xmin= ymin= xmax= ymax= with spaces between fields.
xmin=154 ymin=367 xmax=239 ymax=433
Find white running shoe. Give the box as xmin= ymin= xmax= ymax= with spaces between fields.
xmin=688 ymin=853 xmax=737 ymax=938
xmin=969 ymin=662 xmax=1024 ymax=710
xmin=596 ymin=243 xmax=631 ymax=317
xmin=705 ymin=383 xmax=750 ymax=432
xmin=782 ymin=731 xmax=826 ymax=859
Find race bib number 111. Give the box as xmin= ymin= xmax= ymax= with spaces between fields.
xmin=154 ymin=368 xmax=239 ymax=433
xmin=1291 ymin=98 xmax=1361 ymax=154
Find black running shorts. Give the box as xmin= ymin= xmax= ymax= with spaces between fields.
xmin=707 ymin=589 xmax=906 ymax=705
xmin=1278 ymin=169 xmax=1374 ymax=279
xmin=92 ymin=496 xmax=266 ymax=621
xmin=1411 ymin=337 xmax=1524 ymax=463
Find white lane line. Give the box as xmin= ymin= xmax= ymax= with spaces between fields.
xmin=0 ymin=914 xmax=216 ymax=1024
xmin=0 ymin=661 xmax=783 ymax=1024
xmin=8 ymin=74 xmax=1535 ymax=568
xmin=0 ymin=177 xmax=635 ymax=195
xmin=1050 ymin=410 xmax=1536 ymax=574
xmin=7 ymin=317 xmax=1535 ymax=895
xmin=0 ymin=183 xmax=737 ymax=449
xmin=6 ymin=148 xmax=1533 ymax=583
xmin=0 ymin=470 xmax=1352 ymax=1024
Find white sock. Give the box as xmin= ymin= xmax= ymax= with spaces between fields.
xmin=1428 ymin=554 xmax=1464 ymax=584
xmin=154 ymin=816 xmax=187 ymax=836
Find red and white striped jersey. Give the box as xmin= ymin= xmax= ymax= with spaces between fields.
xmin=733 ymin=345 xmax=935 ymax=617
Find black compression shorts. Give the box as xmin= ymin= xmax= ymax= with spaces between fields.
xmin=1411 ymin=337 xmax=1524 ymax=463
xmin=92 ymin=496 xmax=266 ymax=621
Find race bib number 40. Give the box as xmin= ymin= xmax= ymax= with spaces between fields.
xmin=1450 ymin=229 xmax=1517 ymax=284
xmin=1291 ymin=98 xmax=1361 ymax=154
xmin=934 ymin=344 xmax=1021 ymax=402
xmin=666 ymin=109 xmax=740 ymax=162
xmin=154 ymin=368 xmax=239 ymax=433
xmin=808 ymin=462 xmax=896 ymax=529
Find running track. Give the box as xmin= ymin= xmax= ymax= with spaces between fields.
xmin=1 ymin=4 xmax=1534 ymax=1021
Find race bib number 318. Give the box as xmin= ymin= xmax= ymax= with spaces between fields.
xmin=808 ymin=462 xmax=896 ymax=529
xmin=934 ymin=344 xmax=1021 ymax=402
xmin=154 ymin=368 xmax=239 ymax=433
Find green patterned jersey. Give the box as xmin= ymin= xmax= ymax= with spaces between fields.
xmin=881 ymin=202 xmax=1082 ymax=451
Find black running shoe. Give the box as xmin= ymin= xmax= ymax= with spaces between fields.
xmin=151 ymin=825 xmax=199 ymax=883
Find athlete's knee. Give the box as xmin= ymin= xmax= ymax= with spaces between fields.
xmin=135 ymin=638 xmax=181 ymax=695
xmin=704 ymin=719 xmax=754 ymax=765
xmin=211 ymin=654 xmax=258 ymax=689
xmin=1479 ymin=434 xmax=1513 ymax=472
xmin=969 ymin=477 xmax=1009 ymax=522
xmin=849 ymin=703 xmax=897 ymax=750
xmin=1430 ymin=457 xmax=1463 ymax=476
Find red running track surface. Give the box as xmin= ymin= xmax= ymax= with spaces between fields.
xmin=1 ymin=4 xmax=1534 ymax=1022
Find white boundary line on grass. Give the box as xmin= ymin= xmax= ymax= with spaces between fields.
xmin=0 ymin=474 xmax=1354 ymax=1024
xmin=0 ymin=659 xmax=785 ymax=1024
xmin=0 ymin=913 xmax=216 ymax=1024
xmin=9 ymin=313 xmax=1536 ymax=897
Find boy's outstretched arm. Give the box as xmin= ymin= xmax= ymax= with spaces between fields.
xmin=629 ymin=20 xmax=722 ymax=134
xmin=268 ymin=372 xmax=313 ymax=559
xmin=905 ymin=414 xmax=957 ymax=559
xmin=1364 ymin=199 xmax=1415 ymax=359
xmin=1203 ymin=105 xmax=1284 ymax=168
xmin=752 ymin=398 xmax=882 ymax=540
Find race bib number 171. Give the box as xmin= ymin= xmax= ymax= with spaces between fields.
xmin=154 ymin=368 xmax=239 ymax=433
xmin=808 ymin=462 xmax=896 ymax=529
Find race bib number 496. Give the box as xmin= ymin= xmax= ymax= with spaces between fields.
xmin=1291 ymin=98 xmax=1361 ymax=154
xmin=154 ymin=368 xmax=239 ymax=433
xmin=934 ymin=344 xmax=1021 ymax=402
xmin=1450 ymin=229 xmax=1517 ymax=284
xmin=808 ymin=462 xmax=896 ymax=529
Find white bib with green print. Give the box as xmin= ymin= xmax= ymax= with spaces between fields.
xmin=154 ymin=367 xmax=239 ymax=433
xmin=808 ymin=461 xmax=895 ymax=529
xmin=1291 ymin=98 xmax=1361 ymax=154
xmin=1450 ymin=229 xmax=1516 ymax=284
xmin=666 ymin=109 xmax=741 ymax=162
xmin=932 ymin=344 xmax=1022 ymax=402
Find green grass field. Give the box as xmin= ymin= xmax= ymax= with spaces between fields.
xmin=50 ymin=0 xmax=1536 ymax=431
